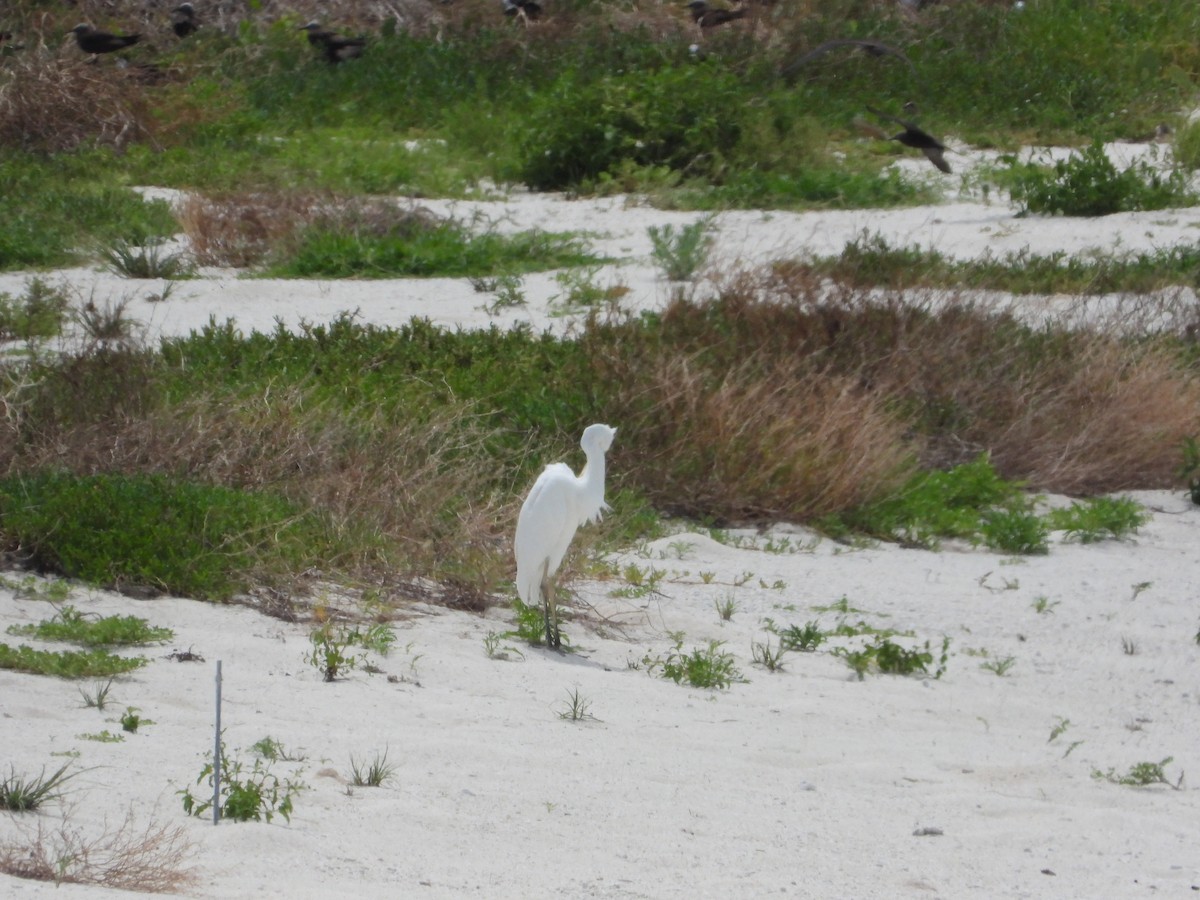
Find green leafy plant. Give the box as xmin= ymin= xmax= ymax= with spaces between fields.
xmin=770 ymin=620 xmax=826 ymax=652
xmin=1045 ymin=496 xmax=1147 ymax=543
xmin=980 ymin=507 xmax=1049 ymax=555
xmin=180 ymin=743 xmax=301 ymax=823
xmin=0 ymin=763 xmax=75 ymax=811
xmin=1177 ymin=437 xmax=1200 ymax=505
xmin=645 ymin=638 xmax=742 ymax=690
xmin=349 ymin=749 xmax=397 ymax=787
xmin=7 ymin=605 xmax=173 ymax=647
xmin=0 ymin=643 xmax=146 ymax=678
xmin=121 ymin=706 xmax=151 ymax=733
xmin=251 ymin=737 xmax=305 ymax=763
xmin=647 ymin=218 xmax=713 ymax=282
xmin=1092 ymin=757 xmax=1183 ymax=790
xmin=510 ymin=598 xmax=564 ymax=649
xmin=835 ymin=636 xmax=949 ymax=680
xmin=483 ymin=630 xmax=524 ymax=661
xmin=304 ymin=622 xmax=364 ymax=682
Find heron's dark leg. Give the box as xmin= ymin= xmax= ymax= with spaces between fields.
xmin=540 ymin=567 xmax=561 ymax=651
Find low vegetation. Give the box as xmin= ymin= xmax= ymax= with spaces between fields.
xmin=7 ymin=605 xmax=173 ymax=646
xmin=180 ymin=743 xmax=302 ymax=823
xmin=0 ymin=763 xmax=75 ymax=812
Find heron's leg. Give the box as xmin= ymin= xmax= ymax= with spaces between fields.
xmin=544 ymin=573 xmax=561 ymax=650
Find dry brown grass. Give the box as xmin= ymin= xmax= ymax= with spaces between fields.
xmin=0 ymin=808 xmax=195 ymax=893
xmin=0 ymin=49 xmax=155 ymax=153
xmin=177 ymin=191 xmax=442 ymax=267
xmin=614 ymin=357 xmax=916 ymax=521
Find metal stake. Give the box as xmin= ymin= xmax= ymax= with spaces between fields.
xmin=213 ymin=660 xmax=222 ymax=825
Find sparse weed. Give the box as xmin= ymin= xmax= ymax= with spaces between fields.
xmin=647 ymin=218 xmax=713 ymax=282
xmin=646 ymin=638 xmax=742 ymax=690
xmin=120 ymin=707 xmax=151 ymax=734
xmin=79 ymin=679 xmax=115 ymax=710
xmin=769 ymin=619 xmax=826 ymax=652
xmin=304 ymin=622 xmax=365 ymax=682
xmin=981 ymin=656 xmax=1017 ymax=676
xmin=349 ymin=749 xmax=397 ymax=788
xmin=0 ymin=278 xmax=70 ymax=340
xmin=557 ymin=687 xmax=597 ymax=722
xmin=251 ymin=737 xmax=305 ymax=763
xmin=1049 ymin=717 xmax=1071 ymax=743
xmin=714 ymin=594 xmax=738 ymax=622
xmin=751 ymin=639 xmax=787 ymax=672
xmin=836 ymin=636 xmax=949 ymax=680
xmin=1092 ymin=758 xmax=1183 ymax=790
xmin=1031 ymin=596 xmax=1059 ymax=614
xmin=1121 ymin=637 xmax=1138 ymax=656
xmin=99 ymin=238 xmax=194 ymax=280
xmin=78 ymin=730 xmax=124 ymax=743
xmin=483 ymin=630 xmax=524 ymax=661
xmin=0 ymin=764 xmax=75 ymax=812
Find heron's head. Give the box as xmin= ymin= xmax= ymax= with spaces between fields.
xmin=581 ymin=423 xmax=617 ymax=455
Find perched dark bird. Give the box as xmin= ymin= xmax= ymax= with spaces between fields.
xmin=171 ymin=3 xmax=198 ymax=39
xmin=502 ymin=0 xmax=543 ymax=23
xmin=687 ymin=0 xmax=747 ymax=29
xmin=782 ymin=38 xmax=916 ymax=80
xmin=70 ymin=23 xmax=141 ymax=56
xmin=865 ymin=106 xmax=951 ymax=173
xmin=298 ymin=21 xmax=366 ymax=64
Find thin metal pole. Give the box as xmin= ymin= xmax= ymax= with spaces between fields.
xmin=213 ymin=660 xmax=222 ymax=825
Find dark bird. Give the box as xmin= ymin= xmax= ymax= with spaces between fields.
xmin=70 ymin=23 xmax=141 ymax=55
xmin=298 ymin=22 xmax=366 ymax=64
xmin=865 ymin=106 xmax=951 ymax=173
xmin=687 ymin=0 xmax=747 ymax=29
xmin=502 ymin=0 xmax=543 ymax=23
xmin=171 ymin=3 xmax=198 ymax=39
xmin=782 ymin=38 xmax=916 ymax=80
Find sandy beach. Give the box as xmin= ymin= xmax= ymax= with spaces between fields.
xmin=2 ymin=143 xmax=1199 ymax=898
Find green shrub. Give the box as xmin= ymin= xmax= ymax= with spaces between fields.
xmin=980 ymin=507 xmax=1049 ymax=555
xmin=0 ymin=278 xmax=70 ymax=340
xmin=0 ymin=472 xmax=333 ymax=600
xmin=1045 ymin=496 xmax=1148 ymax=542
xmin=646 ymin=638 xmax=742 ymax=690
xmin=1006 ymin=141 xmax=1195 ymax=216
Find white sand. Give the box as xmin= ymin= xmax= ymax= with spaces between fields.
xmin=2 ymin=145 xmax=1199 ymax=897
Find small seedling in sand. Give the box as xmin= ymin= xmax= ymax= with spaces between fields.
xmin=813 ymin=596 xmax=867 ymax=615
xmin=349 ymin=749 xmax=397 ymax=787
xmin=1121 ymin=637 xmax=1138 ymax=656
xmin=981 ymin=656 xmax=1016 ymax=676
xmin=714 ymin=594 xmax=738 ymax=622
xmin=78 ymin=730 xmax=124 ymax=743
xmin=751 ymin=639 xmax=787 ymax=672
xmin=0 ymin=764 xmax=75 ymax=812
xmin=1092 ymin=758 xmax=1183 ymax=790
xmin=1048 ymin=717 xmax=1071 ymax=743
xmin=1129 ymin=582 xmax=1152 ymax=601
xmin=699 ymin=571 xmax=716 ymax=584
xmin=251 ymin=737 xmax=305 ymax=763
xmin=557 ymin=687 xmax=597 ymax=722
xmin=1031 ymin=595 xmax=1059 ymax=615
xmin=483 ymin=630 xmax=524 ymax=661
xmin=977 ymin=572 xmax=1020 ymax=593
xmin=120 ymin=707 xmax=152 ymax=733
xmin=79 ymin=678 xmax=115 ymax=710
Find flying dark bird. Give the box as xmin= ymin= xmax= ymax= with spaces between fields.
xmin=171 ymin=4 xmax=198 ymax=39
xmin=782 ymin=38 xmax=916 ymax=80
xmin=298 ymin=22 xmax=366 ymax=64
xmin=502 ymin=0 xmax=543 ymax=23
xmin=70 ymin=23 xmax=141 ymax=56
xmin=687 ymin=0 xmax=747 ymax=29
xmin=865 ymin=106 xmax=951 ymax=174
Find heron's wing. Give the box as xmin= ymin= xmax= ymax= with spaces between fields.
xmin=514 ymin=463 xmax=578 ymax=603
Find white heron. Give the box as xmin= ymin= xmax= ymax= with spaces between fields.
xmin=514 ymin=423 xmax=617 ymax=650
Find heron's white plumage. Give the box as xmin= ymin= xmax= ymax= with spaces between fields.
xmin=514 ymin=424 xmax=616 ymax=609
